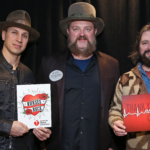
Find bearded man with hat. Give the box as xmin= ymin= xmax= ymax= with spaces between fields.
xmin=37 ymin=2 xmax=119 ymax=150
xmin=0 ymin=10 xmax=51 ymax=150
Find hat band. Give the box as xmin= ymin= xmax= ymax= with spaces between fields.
xmin=14 ymin=20 xmax=31 ymax=27
xmin=70 ymin=13 xmax=95 ymax=18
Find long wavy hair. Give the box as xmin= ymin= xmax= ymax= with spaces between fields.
xmin=129 ymin=24 xmax=150 ymax=65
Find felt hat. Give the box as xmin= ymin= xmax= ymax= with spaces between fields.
xmin=0 ymin=10 xmax=40 ymax=42
xmin=60 ymin=2 xmax=104 ymax=36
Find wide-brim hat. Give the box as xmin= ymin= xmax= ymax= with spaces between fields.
xmin=0 ymin=10 xmax=40 ymax=42
xmin=60 ymin=2 xmax=104 ymax=36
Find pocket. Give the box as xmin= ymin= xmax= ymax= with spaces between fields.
xmin=0 ymin=136 xmax=8 ymax=147
xmin=0 ymin=136 xmax=5 ymax=143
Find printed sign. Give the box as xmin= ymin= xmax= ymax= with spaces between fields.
xmin=122 ymin=94 xmax=150 ymax=132
xmin=17 ymin=84 xmax=51 ymax=129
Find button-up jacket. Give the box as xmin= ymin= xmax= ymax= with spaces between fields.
xmin=0 ymin=51 xmax=38 ymax=150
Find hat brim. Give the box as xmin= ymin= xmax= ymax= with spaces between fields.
xmin=59 ymin=17 xmax=104 ymax=36
xmin=0 ymin=21 xmax=40 ymax=42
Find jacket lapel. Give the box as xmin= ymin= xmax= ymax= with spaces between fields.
xmin=97 ymin=52 xmax=107 ymax=108
xmin=54 ymin=51 xmax=68 ymax=138
xmin=97 ymin=52 xmax=109 ymax=148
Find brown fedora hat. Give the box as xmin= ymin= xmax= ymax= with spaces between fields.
xmin=59 ymin=2 xmax=104 ymax=36
xmin=0 ymin=10 xmax=40 ymax=42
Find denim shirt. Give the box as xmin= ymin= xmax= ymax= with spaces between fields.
xmin=138 ymin=62 xmax=150 ymax=93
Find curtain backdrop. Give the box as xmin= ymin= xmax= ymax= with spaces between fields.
xmin=0 ymin=0 xmax=150 ymax=75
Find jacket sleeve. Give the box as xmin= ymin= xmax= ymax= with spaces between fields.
xmin=0 ymin=119 xmax=13 ymax=136
xmin=109 ymin=70 xmax=128 ymax=150
xmin=108 ymin=75 xmax=124 ymax=128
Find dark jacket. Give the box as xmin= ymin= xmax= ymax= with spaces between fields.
xmin=0 ymin=51 xmax=39 ymax=150
xmin=36 ymin=50 xmax=120 ymax=150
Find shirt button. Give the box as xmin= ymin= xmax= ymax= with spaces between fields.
xmin=82 ymin=88 xmax=84 ymax=90
xmin=81 ymin=103 xmax=84 ymax=105
xmin=81 ymin=117 xmax=84 ymax=119
xmin=80 ymin=131 xmax=83 ymax=134
xmin=82 ymin=74 xmax=84 ymax=76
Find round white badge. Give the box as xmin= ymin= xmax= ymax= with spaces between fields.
xmin=49 ymin=70 xmax=63 ymax=81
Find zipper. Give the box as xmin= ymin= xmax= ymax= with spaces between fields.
xmin=10 ymin=71 xmax=15 ymax=150
xmin=9 ymin=136 xmax=12 ymax=149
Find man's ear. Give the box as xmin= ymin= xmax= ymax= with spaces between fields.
xmin=67 ymin=29 xmax=69 ymax=35
xmin=95 ymin=29 xmax=97 ymax=35
xmin=2 ymin=30 xmax=6 ymax=41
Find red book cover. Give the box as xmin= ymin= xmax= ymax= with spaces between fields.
xmin=122 ymin=94 xmax=150 ymax=132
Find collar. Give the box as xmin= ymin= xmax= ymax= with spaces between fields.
xmin=138 ymin=62 xmax=147 ymax=76
xmin=67 ymin=49 xmax=98 ymax=61
xmin=0 ymin=50 xmax=20 ymax=70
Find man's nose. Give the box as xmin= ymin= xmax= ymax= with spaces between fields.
xmin=79 ymin=29 xmax=85 ymax=36
xmin=16 ymin=34 xmax=22 ymax=42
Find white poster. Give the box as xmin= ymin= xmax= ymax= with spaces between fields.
xmin=17 ymin=84 xmax=51 ymax=129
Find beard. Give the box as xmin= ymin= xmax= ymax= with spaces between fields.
xmin=67 ymin=35 xmax=96 ymax=57
xmin=139 ymin=50 xmax=150 ymax=67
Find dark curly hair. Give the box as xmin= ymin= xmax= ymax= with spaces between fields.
xmin=129 ymin=24 xmax=150 ymax=65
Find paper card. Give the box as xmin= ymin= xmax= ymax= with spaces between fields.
xmin=122 ymin=94 xmax=150 ymax=132
xmin=17 ymin=84 xmax=51 ymax=129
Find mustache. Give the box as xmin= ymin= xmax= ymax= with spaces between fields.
xmin=143 ymin=49 xmax=150 ymax=55
xmin=76 ymin=35 xmax=88 ymax=41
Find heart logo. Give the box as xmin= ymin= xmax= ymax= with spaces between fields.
xmin=34 ymin=120 xmax=39 ymax=126
xmin=22 ymin=93 xmax=49 ymax=116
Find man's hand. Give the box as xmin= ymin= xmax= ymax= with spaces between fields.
xmin=10 ymin=121 xmax=29 ymax=137
xmin=112 ymin=120 xmax=127 ymax=136
xmin=108 ymin=148 xmax=113 ymax=150
xmin=33 ymin=127 xmax=51 ymax=141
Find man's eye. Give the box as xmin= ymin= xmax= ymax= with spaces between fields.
xmin=142 ymin=42 xmax=148 ymax=45
xmin=12 ymin=32 xmax=17 ymax=34
xmin=86 ymin=28 xmax=91 ymax=31
xmin=73 ymin=28 xmax=78 ymax=31
xmin=23 ymin=35 xmax=28 ymax=38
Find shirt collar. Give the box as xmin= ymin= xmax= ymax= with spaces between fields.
xmin=67 ymin=50 xmax=98 ymax=61
xmin=138 ymin=62 xmax=147 ymax=76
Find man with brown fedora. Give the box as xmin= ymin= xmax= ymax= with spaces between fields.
xmin=0 ymin=10 xmax=51 ymax=150
xmin=37 ymin=2 xmax=119 ymax=150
